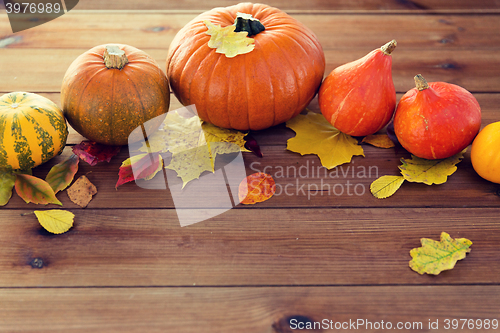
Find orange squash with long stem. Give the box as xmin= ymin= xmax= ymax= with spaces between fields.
xmin=319 ymin=40 xmax=397 ymax=137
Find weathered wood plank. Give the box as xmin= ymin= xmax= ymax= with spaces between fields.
xmin=0 ymin=286 xmax=499 ymax=333
xmin=2 ymin=138 xmax=499 ymax=210
xmin=2 ymin=13 xmax=499 ymax=51
xmin=2 ymin=47 xmax=500 ymax=93
xmin=0 ymin=208 xmax=498 ymax=287
xmin=49 ymin=0 xmax=500 ymax=10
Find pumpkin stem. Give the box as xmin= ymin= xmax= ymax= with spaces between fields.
xmin=414 ymin=74 xmax=430 ymax=91
xmin=381 ymin=40 xmax=397 ymax=55
xmin=233 ymin=12 xmax=265 ymax=36
xmin=103 ymin=45 xmax=128 ymax=70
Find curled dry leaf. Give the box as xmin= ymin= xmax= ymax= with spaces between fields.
xmin=238 ymin=172 xmax=276 ymax=205
xmin=72 ymin=141 xmax=121 ymax=166
xmin=244 ymin=134 xmax=263 ymax=157
xmin=409 ymin=232 xmax=472 ymax=275
xmin=67 ymin=175 xmax=97 ymax=208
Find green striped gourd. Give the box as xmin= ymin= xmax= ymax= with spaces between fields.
xmin=0 ymin=92 xmax=68 ymax=170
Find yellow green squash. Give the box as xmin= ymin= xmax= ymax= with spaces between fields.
xmin=0 ymin=92 xmax=68 ymax=170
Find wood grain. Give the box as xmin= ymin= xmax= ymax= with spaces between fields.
xmin=0 ymin=208 xmax=498 ymax=287
xmin=1 ymin=2 xmax=500 ymax=330
xmin=58 ymin=0 xmax=500 ymax=11
xmin=2 ymin=47 xmax=500 ymax=93
xmin=0 ymin=286 xmax=499 ymax=333
xmin=2 ymin=13 xmax=500 ymax=50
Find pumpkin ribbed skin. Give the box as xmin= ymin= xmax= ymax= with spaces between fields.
xmin=167 ymin=3 xmax=325 ymax=131
xmin=61 ymin=44 xmax=170 ymax=146
xmin=0 ymin=92 xmax=68 ymax=170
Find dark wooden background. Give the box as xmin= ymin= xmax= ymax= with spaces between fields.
xmin=0 ymin=0 xmax=499 ymax=332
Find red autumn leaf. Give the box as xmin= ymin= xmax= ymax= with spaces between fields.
xmin=72 ymin=141 xmax=121 ymax=166
xmin=116 ymin=152 xmax=163 ymax=188
xmin=45 ymin=154 xmax=80 ymax=193
xmin=15 ymin=174 xmax=62 ymax=206
xmin=238 ymin=172 xmax=276 ymax=205
xmin=244 ymin=134 xmax=263 ymax=157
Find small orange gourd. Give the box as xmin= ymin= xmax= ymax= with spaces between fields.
xmin=471 ymin=121 xmax=500 ymax=184
xmin=61 ymin=44 xmax=170 ymax=146
xmin=394 ymin=74 xmax=481 ymax=160
xmin=319 ymin=40 xmax=397 ymax=137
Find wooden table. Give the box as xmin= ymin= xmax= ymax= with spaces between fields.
xmin=1 ymin=1 xmax=500 ymax=332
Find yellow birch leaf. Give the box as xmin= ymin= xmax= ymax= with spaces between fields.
xmin=286 ymin=111 xmax=364 ymax=169
xmin=34 ymin=210 xmax=75 ymax=234
xmin=399 ymin=150 xmax=466 ymax=185
xmin=370 ymin=175 xmax=405 ymax=199
xmin=409 ymin=232 xmax=472 ymax=275
xmin=204 ymin=20 xmax=255 ymax=58
xmin=362 ymin=134 xmax=396 ymax=148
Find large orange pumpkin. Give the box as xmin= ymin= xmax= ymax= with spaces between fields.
xmin=166 ymin=3 xmax=325 ymax=131
xmin=61 ymin=44 xmax=170 ymax=146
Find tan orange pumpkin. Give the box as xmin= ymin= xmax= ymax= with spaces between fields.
xmin=166 ymin=3 xmax=325 ymax=131
xmin=61 ymin=44 xmax=170 ymax=146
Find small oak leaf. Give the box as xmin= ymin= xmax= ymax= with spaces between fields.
xmin=67 ymin=176 xmax=97 ymax=208
xmin=204 ymin=20 xmax=255 ymax=58
xmin=238 ymin=173 xmax=276 ymax=205
xmin=34 ymin=210 xmax=75 ymax=234
xmin=370 ymin=175 xmax=405 ymax=199
xmin=286 ymin=111 xmax=364 ymax=169
xmin=399 ymin=150 xmax=466 ymax=185
xmin=409 ymin=232 xmax=472 ymax=275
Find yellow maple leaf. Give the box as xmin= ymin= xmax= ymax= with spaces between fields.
xmin=409 ymin=232 xmax=472 ymax=275
xmin=399 ymin=150 xmax=466 ymax=185
xmin=141 ymin=109 xmax=248 ymax=188
xmin=34 ymin=210 xmax=75 ymax=234
xmin=286 ymin=111 xmax=364 ymax=169
xmin=204 ymin=20 xmax=255 ymax=58
xmin=165 ymin=146 xmax=214 ymax=188
xmin=370 ymin=175 xmax=405 ymax=199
